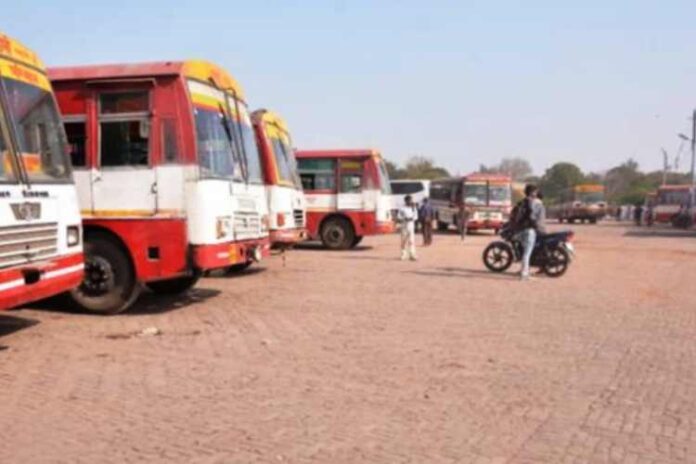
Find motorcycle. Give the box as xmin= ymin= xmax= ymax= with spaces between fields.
xmin=482 ymin=223 xmax=575 ymax=277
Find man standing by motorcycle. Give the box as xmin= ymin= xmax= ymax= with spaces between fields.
xmin=514 ymin=184 xmax=546 ymax=280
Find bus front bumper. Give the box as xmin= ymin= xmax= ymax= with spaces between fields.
xmin=375 ymin=221 xmax=395 ymax=234
xmin=0 ymin=253 xmax=84 ymax=311
xmin=270 ymin=228 xmax=308 ymax=248
xmin=192 ymin=238 xmax=272 ymax=270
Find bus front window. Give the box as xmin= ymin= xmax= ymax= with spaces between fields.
xmin=577 ymin=192 xmax=605 ymax=203
xmin=464 ymin=184 xmax=487 ymax=205
xmin=0 ymin=115 xmax=14 ymax=182
xmin=2 ymin=77 xmax=71 ymax=182
xmin=376 ymin=159 xmax=391 ymax=194
xmin=489 ymin=185 xmax=511 ymax=204
xmin=194 ymin=107 xmax=240 ymax=179
xmin=271 ymin=134 xmax=301 ymax=188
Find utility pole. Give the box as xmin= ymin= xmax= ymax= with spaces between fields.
xmin=661 ymin=148 xmax=669 ymax=185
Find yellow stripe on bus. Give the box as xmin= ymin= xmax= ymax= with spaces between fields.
xmin=0 ymin=57 xmax=51 ymax=92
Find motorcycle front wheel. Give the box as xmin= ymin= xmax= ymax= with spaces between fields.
xmin=483 ymin=242 xmax=514 ymax=273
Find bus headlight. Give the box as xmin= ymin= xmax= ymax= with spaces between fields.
xmin=216 ymin=216 xmax=232 ymax=239
xmin=67 ymin=225 xmax=81 ymax=247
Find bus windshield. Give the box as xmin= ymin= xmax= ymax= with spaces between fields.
xmin=376 ymin=158 xmax=391 ymax=194
xmin=577 ymin=191 xmax=604 ymax=203
xmin=193 ymin=105 xmax=240 ymax=179
xmin=489 ymin=184 xmax=511 ymax=204
xmin=269 ymin=131 xmax=301 ymax=188
xmin=1 ymin=77 xmax=71 ymax=182
xmin=232 ymin=98 xmax=263 ymax=184
xmin=658 ymin=190 xmax=690 ymax=205
xmin=0 ymin=115 xmax=13 ymax=181
xmin=464 ymin=183 xmax=487 ymax=205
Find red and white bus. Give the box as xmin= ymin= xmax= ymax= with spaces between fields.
xmin=296 ymin=149 xmax=394 ymax=249
xmin=49 ymin=61 xmax=270 ymax=314
xmin=0 ymin=33 xmax=83 ymax=311
xmin=430 ymin=173 xmax=512 ymax=232
xmin=252 ymin=109 xmax=306 ymax=248
xmin=654 ymin=185 xmax=695 ymax=226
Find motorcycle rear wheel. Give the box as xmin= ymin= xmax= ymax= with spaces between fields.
xmin=543 ymin=246 xmax=570 ymax=277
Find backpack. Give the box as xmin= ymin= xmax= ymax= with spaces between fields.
xmin=511 ymin=198 xmax=534 ymax=230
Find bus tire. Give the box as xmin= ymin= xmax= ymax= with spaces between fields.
xmin=70 ymin=233 xmax=140 ymax=315
xmin=225 ymin=262 xmax=253 ymax=274
xmin=351 ymin=236 xmax=364 ymax=248
xmin=146 ymin=275 xmax=200 ymax=295
xmin=589 ymin=217 xmax=598 ymax=224
xmin=320 ymin=217 xmax=355 ymax=250
xmin=437 ymin=221 xmax=449 ymax=231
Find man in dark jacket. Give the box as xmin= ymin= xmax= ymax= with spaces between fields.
xmin=515 ymin=184 xmax=545 ymax=280
xmin=418 ymin=198 xmax=435 ymax=246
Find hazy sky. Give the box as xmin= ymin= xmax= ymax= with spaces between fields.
xmin=5 ymin=1 xmax=696 ymax=176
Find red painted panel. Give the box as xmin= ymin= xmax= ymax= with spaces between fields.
xmin=0 ymin=253 xmax=83 ymax=311
xmin=192 ymin=237 xmax=271 ymax=269
xmin=83 ymin=219 xmax=189 ymax=281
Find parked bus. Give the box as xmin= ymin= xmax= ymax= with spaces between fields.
xmin=296 ymin=149 xmax=394 ymax=249
xmin=49 ymin=61 xmax=270 ymax=314
xmin=430 ymin=173 xmax=512 ymax=233
xmin=252 ymin=109 xmax=306 ymax=249
xmin=0 ymin=33 xmax=83 ymax=311
xmin=555 ymin=184 xmax=607 ymax=223
xmin=654 ymin=185 xmax=695 ymax=226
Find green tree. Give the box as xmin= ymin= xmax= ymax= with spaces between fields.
xmin=479 ymin=157 xmax=533 ymax=181
xmin=384 ymin=159 xmax=406 ymax=179
xmin=401 ymin=156 xmax=450 ymax=179
xmin=539 ymin=162 xmax=585 ymax=202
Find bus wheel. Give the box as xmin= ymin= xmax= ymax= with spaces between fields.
xmin=147 ymin=275 xmax=200 ymax=295
xmin=437 ymin=221 xmax=449 ymax=231
xmin=589 ymin=217 xmax=598 ymax=224
xmin=321 ymin=217 xmax=355 ymax=250
xmin=558 ymin=217 xmax=564 ymax=223
xmin=351 ymin=236 xmax=364 ymax=248
xmin=225 ymin=262 xmax=252 ymax=274
xmin=70 ymin=233 xmax=140 ymax=315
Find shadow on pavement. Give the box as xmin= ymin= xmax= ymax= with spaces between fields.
xmin=0 ymin=314 xmax=39 ymax=348
xmin=204 ymin=267 xmax=267 ymax=279
xmin=295 ymin=243 xmax=374 ymax=252
xmin=128 ymin=287 xmax=221 ymax=316
xmin=405 ymin=266 xmax=521 ymax=281
xmin=624 ymin=228 xmax=696 ymax=239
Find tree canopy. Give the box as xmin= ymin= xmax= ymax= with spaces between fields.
xmin=385 ymin=156 xmax=450 ymax=180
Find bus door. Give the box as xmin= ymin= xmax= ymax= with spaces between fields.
xmin=337 ymin=159 xmax=365 ymax=211
xmin=91 ymin=90 xmax=156 ymax=216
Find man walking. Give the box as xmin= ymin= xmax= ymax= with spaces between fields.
xmin=397 ymin=195 xmax=418 ymax=260
xmin=515 ymin=184 xmax=546 ymax=280
xmin=418 ymin=197 xmax=435 ymax=246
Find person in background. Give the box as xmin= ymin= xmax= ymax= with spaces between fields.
xmin=418 ymin=197 xmax=435 ymax=246
xmin=634 ymin=203 xmax=644 ymax=226
xmin=458 ymin=202 xmax=470 ymax=241
xmin=397 ymin=195 xmax=418 ymax=261
xmin=515 ymin=184 xmax=546 ymax=280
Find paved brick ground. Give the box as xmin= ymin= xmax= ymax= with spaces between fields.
xmin=1 ymin=223 xmax=696 ymax=463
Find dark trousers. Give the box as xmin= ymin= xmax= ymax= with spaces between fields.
xmin=421 ymin=220 xmax=433 ymax=245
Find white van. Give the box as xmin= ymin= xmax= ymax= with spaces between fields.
xmin=390 ymin=180 xmax=431 ymax=210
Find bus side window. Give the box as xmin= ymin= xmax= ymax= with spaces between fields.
xmin=98 ymin=91 xmax=150 ymax=167
xmin=339 ymin=159 xmax=363 ymax=193
xmin=298 ymin=159 xmax=336 ymax=191
xmin=64 ymin=121 xmax=87 ymax=168
xmin=161 ymin=118 xmax=179 ymax=163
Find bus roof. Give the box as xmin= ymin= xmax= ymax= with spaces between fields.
xmin=48 ymin=60 xmax=245 ymax=100
xmin=296 ymin=149 xmax=381 ymax=160
xmin=252 ymin=109 xmax=289 ymax=134
xmin=0 ymin=32 xmax=44 ymax=70
xmin=0 ymin=32 xmax=51 ymax=91
xmin=574 ymin=184 xmax=604 ymax=193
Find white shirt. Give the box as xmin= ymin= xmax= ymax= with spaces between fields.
xmin=397 ymin=205 xmax=418 ymax=233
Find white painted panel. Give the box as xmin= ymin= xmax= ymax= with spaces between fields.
xmin=92 ymin=168 xmax=156 ymax=213
xmin=71 ymin=169 xmax=93 ymax=212
xmin=155 ymin=165 xmax=186 ymax=214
